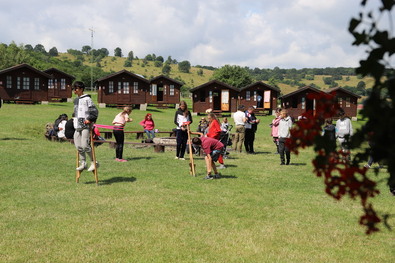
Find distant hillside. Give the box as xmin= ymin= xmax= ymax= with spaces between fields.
xmin=58 ymin=52 xmax=374 ymax=97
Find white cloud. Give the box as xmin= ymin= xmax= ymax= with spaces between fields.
xmin=0 ymin=0 xmax=384 ymax=69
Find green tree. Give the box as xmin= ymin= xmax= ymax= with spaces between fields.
xmin=24 ymin=44 xmax=33 ymax=51
xmin=211 ymin=65 xmax=253 ymax=89
xmin=124 ymin=60 xmax=132 ymax=67
xmin=154 ymin=61 xmax=163 ymax=67
xmin=178 ymin=60 xmax=191 ymax=73
xmin=48 ymin=47 xmax=58 ymax=57
xmin=127 ymin=51 xmax=134 ymax=61
xmin=114 ymin=47 xmax=122 ymax=57
xmin=197 ymin=68 xmax=203 ymax=76
xmin=156 ymin=56 xmax=164 ymax=62
xmin=33 ymin=44 xmax=47 ymax=54
xmin=82 ymin=45 xmax=91 ymax=54
xmin=162 ymin=63 xmax=171 ymax=75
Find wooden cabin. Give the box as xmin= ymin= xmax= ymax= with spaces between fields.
xmin=190 ymin=80 xmax=239 ymax=114
xmin=280 ymin=86 xmax=323 ymax=119
xmin=239 ymin=81 xmax=280 ymax=114
xmin=97 ymin=70 xmax=149 ymax=107
xmin=44 ymin=68 xmax=75 ymax=102
xmin=0 ymin=64 xmax=50 ymax=103
xmin=327 ymin=87 xmax=360 ymax=119
xmin=147 ymin=75 xmax=182 ymax=106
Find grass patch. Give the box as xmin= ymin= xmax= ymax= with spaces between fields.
xmin=0 ymin=101 xmax=394 ymax=262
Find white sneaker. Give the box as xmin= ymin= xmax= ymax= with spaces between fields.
xmin=88 ymin=161 xmax=99 ymax=172
xmin=175 ymin=156 xmax=179 ymax=160
xmin=76 ymin=161 xmax=87 ymax=171
xmin=179 ymin=158 xmax=186 ymax=160
xmin=218 ymin=164 xmax=226 ymax=169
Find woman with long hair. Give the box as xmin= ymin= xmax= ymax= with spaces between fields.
xmin=112 ymin=106 xmax=133 ymax=162
xmin=173 ymin=101 xmax=193 ymax=160
xmin=139 ymin=113 xmax=155 ymax=139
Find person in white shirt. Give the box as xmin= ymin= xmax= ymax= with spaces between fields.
xmin=232 ymin=105 xmax=247 ymax=153
xmin=278 ymin=109 xmax=293 ymax=165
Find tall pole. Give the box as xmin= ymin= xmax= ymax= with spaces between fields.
xmin=89 ymin=27 xmax=95 ymax=91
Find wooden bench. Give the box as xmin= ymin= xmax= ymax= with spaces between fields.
xmin=94 ymin=140 xmax=177 ymax=152
xmin=99 ymin=130 xmax=176 ymax=140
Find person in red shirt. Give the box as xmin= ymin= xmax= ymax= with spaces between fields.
xmin=139 ymin=113 xmax=155 ymax=139
xmin=206 ymin=113 xmax=226 ymax=169
xmin=192 ymin=135 xmax=224 ymax=180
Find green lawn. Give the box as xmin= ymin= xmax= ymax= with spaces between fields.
xmin=0 ymin=99 xmax=394 ymax=262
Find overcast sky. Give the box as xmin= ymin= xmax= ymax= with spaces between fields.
xmin=0 ymin=0 xmax=383 ymax=69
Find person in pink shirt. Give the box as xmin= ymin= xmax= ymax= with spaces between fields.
xmin=112 ymin=106 xmax=132 ymax=162
xmin=270 ymin=108 xmax=282 ymax=154
xmin=139 ymin=113 xmax=155 ymax=139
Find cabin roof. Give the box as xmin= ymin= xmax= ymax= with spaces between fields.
xmin=280 ymin=86 xmax=323 ymax=99
xmin=240 ymin=81 xmax=280 ymax=92
xmin=190 ymin=79 xmax=239 ymax=92
xmin=326 ymin=87 xmax=361 ymax=98
xmin=149 ymin=75 xmax=183 ymax=86
xmin=97 ymin=69 xmax=149 ymax=83
xmin=44 ymin=68 xmax=75 ymax=79
xmin=0 ymin=63 xmax=52 ymax=78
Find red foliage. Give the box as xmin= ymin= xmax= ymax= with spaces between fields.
xmin=287 ymin=92 xmax=381 ymax=234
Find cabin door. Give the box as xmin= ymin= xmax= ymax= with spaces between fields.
xmin=213 ymin=91 xmax=221 ymax=110
xmin=263 ymin=90 xmax=271 ymax=108
xmin=157 ymin=85 xmax=164 ymax=102
xmin=221 ymin=89 xmax=229 ymax=111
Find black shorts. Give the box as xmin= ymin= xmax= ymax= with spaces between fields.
xmin=210 ymin=149 xmax=223 ymax=162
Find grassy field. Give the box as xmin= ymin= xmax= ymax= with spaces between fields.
xmin=0 ymin=98 xmax=394 ymax=262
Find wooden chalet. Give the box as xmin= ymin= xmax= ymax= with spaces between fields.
xmin=191 ymin=80 xmax=239 ymax=114
xmin=147 ymin=75 xmax=182 ymax=106
xmin=44 ymin=68 xmax=75 ymax=102
xmin=280 ymin=86 xmax=323 ymax=119
xmin=97 ymin=70 xmax=149 ymax=107
xmin=327 ymin=87 xmax=360 ymax=119
xmin=239 ymin=81 xmax=280 ymax=115
xmin=0 ymin=64 xmax=50 ymax=103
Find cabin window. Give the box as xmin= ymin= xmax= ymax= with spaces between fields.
xmin=6 ymin=76 xmax=12 ymax=88
xmin=118 ymin=82 xmax=122 ymax=94
xmin=246 ymin=91 xmax=251 ymax=101
xmin=60 ymin=78 xmax=66 ymax=90
xmin=48 ymin=79 xmax=54 ymax=89
xmin=253 ymin=91 xmax=257 ymax=101
xmin=152 ymin=84 xmax=157 ymax=96
xmin=209 ymin=91 xmax=213 ymax=103
xmin=123 ymin=82 xmax=130 ymax=94
xmin=338 ymin=97 xmax=343 ymax=106
xmin=164 ymin=85 xmax=167 ymax=96
xmin=301 ymin=96 xmax=305 ymax=109
xmin=34 ymin=78 xmax=40 ymax=90
xmin=109 ymin=81 xmax=114 ymax=93
xmin=346 ymin=97 xmax=351 ymax=107
xmin=133 ymin=82 xmax=138 ymax=94
xmin=170 ymin=85 xmax=174 ymax=96
xmin=17 ymin=77 xmax=21 ymax=89
xmin=23 ymin=77 xmax=30 ymax=90
xmin=292 ymin=97 xmax=298 ymax=108
xmin=199 ymin=90 xmax=205 ymax=102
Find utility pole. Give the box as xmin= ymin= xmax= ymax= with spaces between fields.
xmin=89 ymin=27 xmax=95 ymax=91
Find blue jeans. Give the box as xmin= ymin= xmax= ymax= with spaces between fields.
xmin=145 ymin=130 xmax=155 ymax=139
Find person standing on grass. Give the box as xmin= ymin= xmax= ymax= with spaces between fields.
xmin=139 ymin=113 xmax=155 ymax=139
xmin=270 ymin=108 xmax=282 ymax=154
xmin=278 ymin=109 xmax=292 ymax=165
xmin=112 ymin=106 xmax=133 ymax=162
xmin=336 ymin=108 xmax=353 ymax=157
xmin=206 ymin=112 xmax=226 ymax=169
xmin=232 ymin=105 xmax=247 ymax=153
xmin=322 ymin=118 xmax=336 ymax=152
xmin=192 ymin=135 xmax=224 ymax=180
xmin=244 ymin=106 xmax=260 ymax=154
xmin=73 ymin=81 xmax=99 ymax=172
xmin=174 ymin=101 xmax=193 ymax=160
